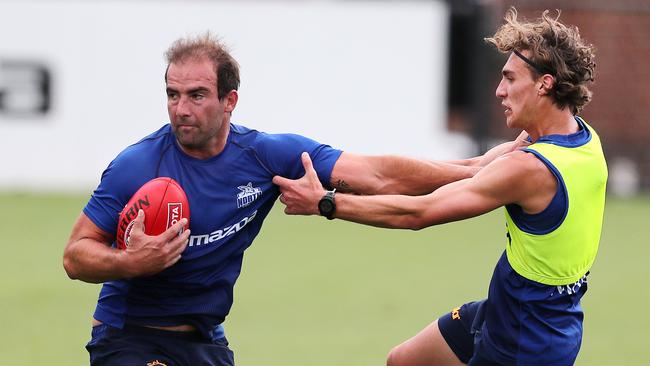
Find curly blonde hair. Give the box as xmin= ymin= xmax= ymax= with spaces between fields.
xmin=485 ymin=7 xmax=596 ymax=114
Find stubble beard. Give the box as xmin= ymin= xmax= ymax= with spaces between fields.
xmin=173 ymin=124 xmax=219 ymax=152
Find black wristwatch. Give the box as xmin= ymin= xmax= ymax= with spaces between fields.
xmin=318 ymin=189 xmax=336 ymax=220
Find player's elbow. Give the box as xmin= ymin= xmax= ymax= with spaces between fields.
xmin=382 ymin=200 xmax=435 ymax=231
xmin=395 ymin=213 xmax=431 ymax=231
xmin=62 ymin=244 xmax=84 ymax=280
xmin=63 ymin=252 xmax=79 ymax=280
xmin=405 ymin=201 xmax=437 ymax=230
xmin=407 ymin=218 xmax=430 ymax=231
xmin=63 ymin=260 xmax=77 ymax=280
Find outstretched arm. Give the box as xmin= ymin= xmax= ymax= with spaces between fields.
xmin=329 ymin=131 xmax=529 ymax=195
xmin=329 ymin=152 xmax=479 ymax=195
xmin=274 ymin=150 xmax=552 ymax=230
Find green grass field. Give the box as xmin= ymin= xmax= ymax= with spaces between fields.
xmin=1 ymin=192 xmax=648 ymax=365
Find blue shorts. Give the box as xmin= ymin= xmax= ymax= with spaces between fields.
xmin=86 ymin=324 xmax=234 ymax=366
xmin=438 ymin=252 xmax=587 ymax=366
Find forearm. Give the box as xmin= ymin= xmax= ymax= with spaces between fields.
xmin=63 ymin=239 xmax=130 ymax=283
xmin=332 ymin=181 xmax=475 ymax=229
xmin=443 ymin=157 xmax=482 ymax=167
xmin=333 ymin=153 xmax=478 ymax=196
xmin=64 ymin=211 xmax=188 ymax=283
xmin=333 ymin=193 xmax=432 ymax=230
xmin=376 ymin=157 xmax=478 ymax=195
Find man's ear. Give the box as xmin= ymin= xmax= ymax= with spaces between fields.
xmin=538 ymin=74 xmax=555 ymax=95
xmin=224 ymin=90 xmax=238 ymax=113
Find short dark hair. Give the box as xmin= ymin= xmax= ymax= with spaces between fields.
xmin=485 ymin=8 xmax=596 ymax=114
xmin=165 ymin=32 xmax=240 ymax=100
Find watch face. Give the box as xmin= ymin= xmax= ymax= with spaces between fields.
xmin=319 ymin=200 xmax=334 ymax=213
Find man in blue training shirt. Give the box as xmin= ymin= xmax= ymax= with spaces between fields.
xmin=63 ymin=33 xmax=523 ymax=366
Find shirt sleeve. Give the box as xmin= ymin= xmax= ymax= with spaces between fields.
xmin=83 ymin=148 xmax=156 ymax=235
xmin=254 ymin=133 xmax=343 ymax=187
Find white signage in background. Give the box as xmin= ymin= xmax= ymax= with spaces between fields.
xmin=0 ymin=0 xmax=474 ymax=191
xmin=0 ymin=60 xmax=51 ymax=116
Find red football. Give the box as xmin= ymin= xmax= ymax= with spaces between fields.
xmin=116 ymin=177 xmax=190 ymax=249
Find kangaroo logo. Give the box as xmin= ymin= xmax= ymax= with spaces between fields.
xmin=236 ymin=182 xmax=262 ymax=208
